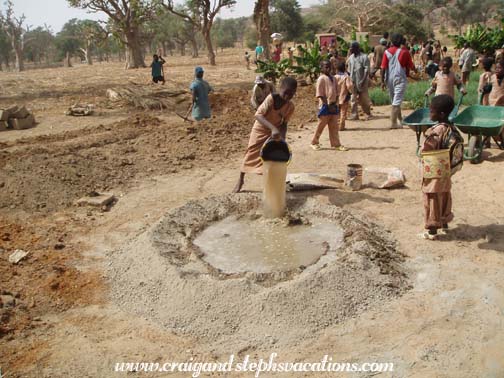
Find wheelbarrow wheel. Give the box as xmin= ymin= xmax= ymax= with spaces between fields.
xmin=467 ymin=135 xmax=483 ymax=164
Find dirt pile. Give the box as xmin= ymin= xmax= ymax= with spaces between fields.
xmin=0 ymin=84 xmax=317 ymax=215
xmin=107 ymin=194 xmax=408 ymax=355
xmin=0 ymin=219 xmax=103 ymax=342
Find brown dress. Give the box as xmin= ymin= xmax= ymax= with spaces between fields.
xmin=478 ymin=71 xmax=493 ymax=106
xmin=422 ymin=123 xmax=453 ymax=229
xmin=240 ymin=94 xmax=295 ymax=174
xmin=489 ymin=75 xmax=504 ymax=106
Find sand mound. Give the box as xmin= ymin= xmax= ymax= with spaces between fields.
xmin=107 ymin=194 xmax=409 ymax=354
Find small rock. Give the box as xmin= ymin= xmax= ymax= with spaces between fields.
xmin=0 ymin=295 xmax=15 ymax=308
xmin=54 ymin=243 xmax=65 ymax=250
xmin=8 ymin=249 xmax=29 ymax=264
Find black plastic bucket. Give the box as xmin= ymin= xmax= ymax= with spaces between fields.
xmin=260 ymin=138 xmax=292 ymax=163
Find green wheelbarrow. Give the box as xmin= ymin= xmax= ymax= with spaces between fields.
xmin=403 ymin=94 xmax=464 ymax=156
xmin=452 ymin=105 xmax=504 ymax=164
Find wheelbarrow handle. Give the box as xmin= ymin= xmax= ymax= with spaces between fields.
xmin=423 ymin=96 xmax=428 ymax=109
xmin=456 ymin=92 xmax=465 ymax=109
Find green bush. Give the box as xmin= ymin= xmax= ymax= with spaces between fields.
xmin=369 ymin=71 xmax=481 ymax=110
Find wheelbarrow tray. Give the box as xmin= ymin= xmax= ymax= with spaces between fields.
xmin=402 ymin=108 xmax=435 ymax=132
xmin=403 ymin=99 xmax=461 ymax=132
xmin=453 ymin=105 xmax=504 ymax=137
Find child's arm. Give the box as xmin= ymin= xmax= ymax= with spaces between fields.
xmin=159 ymin=57 xmax=166 ymax=64
xmin=255 ymin=95 xmax=281 ymax=137
xmin=455 ymin=74 xmax=467 ymax=94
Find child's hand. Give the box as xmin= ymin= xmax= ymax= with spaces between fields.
xmin=461 ymin=88 xmax=467 ymax=95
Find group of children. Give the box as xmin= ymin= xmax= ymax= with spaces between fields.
xmin=420 ymin=57 xmax=504 ymax=239
xmin=153 ymin=49 xmax=504 ymax=241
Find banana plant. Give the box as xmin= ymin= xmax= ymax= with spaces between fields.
xmin=291 ymin=39 xmax=322 ymax=83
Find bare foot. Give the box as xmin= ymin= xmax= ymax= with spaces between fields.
xmin=233 ymin=175 xmax=244 ymax=193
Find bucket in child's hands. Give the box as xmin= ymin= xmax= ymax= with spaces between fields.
xmin=345 ymin=164 xmax=363 ymax=191
xmin=421 ymin=149 xmax=451 ymax=179
xmin=260 ymin=138 xmax=292 ymax=164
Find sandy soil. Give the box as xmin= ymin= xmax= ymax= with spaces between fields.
xmin=1 ymin=49 xmax=504 ymax=378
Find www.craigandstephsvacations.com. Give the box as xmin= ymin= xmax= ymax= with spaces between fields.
xmin=114 ymin=353 xmax=394 ymax=377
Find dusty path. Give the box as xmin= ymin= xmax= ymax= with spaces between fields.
xmin=1 ymin=58 xmax=504 ymax=377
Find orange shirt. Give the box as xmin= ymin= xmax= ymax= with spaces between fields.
xmin=316 ymin=74 xmax=338 ymax=107
xmin=335 ymin=72 xmax=353 ymax=104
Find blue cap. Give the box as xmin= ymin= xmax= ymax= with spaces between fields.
xmin=195 ymin=66 xmax=204 ymax=74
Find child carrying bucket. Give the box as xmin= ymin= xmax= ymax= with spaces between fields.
xmin=233 ymin=77 xmax=298 ymax=193
xmin=420 ymin=95 xmax=456 ymax=240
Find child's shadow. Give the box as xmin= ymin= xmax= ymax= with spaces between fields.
xmin=445 ymin=223 xmax=504 ymax=252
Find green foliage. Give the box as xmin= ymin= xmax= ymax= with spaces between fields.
xmin=337 ymin=36 xmax=349 ymax=57
xmin=369 ymin=72 xmax=481 ymax=109
xmin=256 ymin=58 xmax=291 ymax=83
xmin=300 ymin=13 xmax=323 ymax=44
xmin=450 ymin=20 xmax=504 ymax=54
xmin=244 ymin=27 xmax=258 ymax=50
xmin=270 ymin=0 xmax=303 ymax=41
xmin=212 ymin=17 xmax=248 ymax=49
xmin=55 ymin=19 xmax=82 ymax=59
xmin=0 ymin=22 xmax=11 ymax=64
xmin=24 ymin=26 xmax=55 ymax=63
xmin=291 ymin=39 xmax=322 ymax=82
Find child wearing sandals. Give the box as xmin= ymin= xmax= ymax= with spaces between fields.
xmin=420 ymin=94 xmax=455 ymax=240
xmin=310 ymin=60 xmax=348 ymax=151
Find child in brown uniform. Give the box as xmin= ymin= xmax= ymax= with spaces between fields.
xmin=420 ymin=95 xmax=456 ymax=240
xmin=425 ymin=57 xmax=466 ymax=99
xmin=488 ymin=58 xmax=504 ymax=106
xmin=335 ymin=61 xmax=353 ymax=131
xmin=233 ymin=77 xmax=297 ymax=193
xmin=310 ymin=60 xmax=348 ymax=151
xmin=478 ymin=57 xmax=494 ymax=106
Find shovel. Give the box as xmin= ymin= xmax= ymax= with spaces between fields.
xmin=176 ymin=102 xmax=194 ymax=123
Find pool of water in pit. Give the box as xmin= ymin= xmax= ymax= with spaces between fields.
xmin=193 ymin=215 xmax=344 ymax=274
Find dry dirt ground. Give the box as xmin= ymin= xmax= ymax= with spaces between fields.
xmin=1 ymin=50 xmax=504 ymax=378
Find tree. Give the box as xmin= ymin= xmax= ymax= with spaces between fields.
xmin=269 ymin=0 xmax=303 ymax=41
xmin=67 ymin=0 xmax=158 ymax=69
xmin=444 ymin=0 xmax=503 ymax=35
xmin=76 ymin=19 xmax=108 ymax=65
xmin=300 ymin=11 xmax=323 ymax=43
xmin=0 ymin=21 xmax=11 ymax=70
xmin=24 ymin=26 xmax=55 ymax=65
xmin=254 ymin=0 xmax=270 ymax=60
xmin=162 ymin=0 xmax=237 ymax=66
xmin=55 ymin=19 xmax=82 ymax=67
xmin=372 ymin=4 xmax=428 ymax=41
xmin=321 ymin=0 xmax=391 ymax=33
xmin=0 ymin=0 xmax=27 ymax=71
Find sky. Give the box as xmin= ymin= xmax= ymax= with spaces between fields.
xmin=6 ymin=0 xmax=322 ymax=33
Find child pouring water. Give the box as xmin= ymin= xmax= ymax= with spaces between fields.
xmin=233 ymin=77 xmax=297 ymax=193
xmin=420 ymin=95 xmax=456 ymax=240
xmin=424 ymin=57 xmax=466 ymax=99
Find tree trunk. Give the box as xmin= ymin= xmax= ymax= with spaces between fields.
xmin=85 ymin=41 xmax=93 ymax=65
xmin=179 ymin=42 xmax=186 ymax=56
xmin=124 ymin=28 xmax=146 ymax=69
xmin=203 ymin=29 xmax=216 ymax=65
xmin=162 ymin=42 xmax=167 ymax=57
xmin=254 ymin=0 xmax=270 ymax=60
xmin=190 ymin=37 xmax=199 ymax=58
xmin=357 ymin=15 xmax=363 ymax=32
xmin=13 ymin=45 xmax=24 ymax=72
xmin=64 ymin=52 xmax=72 ymax=67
